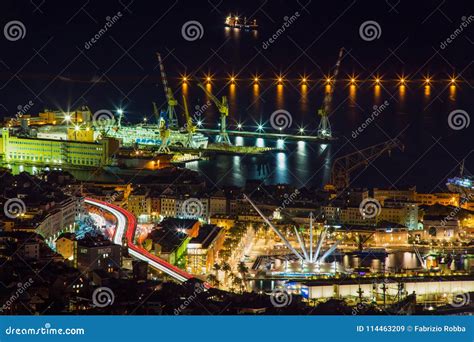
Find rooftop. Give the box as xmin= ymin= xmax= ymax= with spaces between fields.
xmin=189 ymin=224 xmax=222 ymax=249
xmin=148 ymin=229 xmax=189 ymax=253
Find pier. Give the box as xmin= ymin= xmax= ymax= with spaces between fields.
xmin=197 ymin=128 xmax=336 ymax=142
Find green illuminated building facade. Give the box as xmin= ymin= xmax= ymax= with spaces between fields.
xmin=0 ymin=128 xmax=119 ymax=167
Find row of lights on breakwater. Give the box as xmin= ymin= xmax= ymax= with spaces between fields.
xmin=179 ymin=74 xmax=463 ymax=87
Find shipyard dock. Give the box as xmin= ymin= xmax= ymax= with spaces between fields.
xmin=197 ymin=128 xmax=336 ymax=142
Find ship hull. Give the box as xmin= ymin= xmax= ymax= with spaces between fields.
xmin=107 ymin=124 xmax=208 ymax=149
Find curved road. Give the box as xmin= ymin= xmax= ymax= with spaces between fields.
xmin=85 ymin=198 xmax=194 ymax=283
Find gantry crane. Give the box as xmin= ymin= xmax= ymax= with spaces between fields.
xmin=330 ymin=138 xmax=404 ymax=189
xmin=182 ymin=94 xmax=197 ymax=148
xmin=317 ymin=47 xmax=344 ymax=139
xmin=197 ymin=82 xmax=231 ymax=145
xmin=152 ymin=102 xmax=171 ymax=153
xmin=156 ymin=52 xmax=178 ymax=129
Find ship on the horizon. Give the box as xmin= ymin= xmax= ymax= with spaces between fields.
xmin=225 ymin=14 xmax=258 ymax=30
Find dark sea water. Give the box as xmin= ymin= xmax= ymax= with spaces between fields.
xmin=1 ymin=0 xmax=472 ymax=190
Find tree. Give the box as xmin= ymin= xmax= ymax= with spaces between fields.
xmin=237 ymin=261 xmax=249 ymax=291
xmin=237 ymin=261 xmax=249 ymax=276
xmin=212 ymin=263 xmax=221 ymax=277
xmin=206 ymin=274 xmax=220 ymax=287
xmin=221 ymin=261 xmax=232 ymax=285
xmin=220 ymin=249 xmax=231 ymax=260
xmin=232 ymin=276 xmax=244 ymax=293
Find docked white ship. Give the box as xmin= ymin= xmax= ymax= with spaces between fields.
xmin=106 ymin=123 xmax=208 ymax=149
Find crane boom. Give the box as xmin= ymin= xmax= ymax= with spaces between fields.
xmin=152 ymin=101 xmax=171 ymax=153
xmin=317 ymin=47 xmax=344 ymax=139
xmin=330 ymin=138 xmax=404 ymax=189
xmin=322 ymin=47 xmax=344 ymax=114
xmin=197 ymin=83 xmax=228 ymax=116
xmin=182 ymin=94 xmax=197 ymax=148
xmin=196 ymin=82 xmax=231 ymax=144
xmin=156 ymin=52 xmax=178 ymax=128
xmin=152 ymin=102 xmax=160 ymax=125
xmin=182 ymin=94 xmax=194 ymax=133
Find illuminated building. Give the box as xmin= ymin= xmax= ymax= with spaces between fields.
xmin=158 ymin=189 xmax=209 ymax=220
xmin=373 ymin=227 xmax=409 ymax=245
xmin=340 ymin=207 xmax=376 ymax=226
xmin=1 ymin=196 xmax=81 ymax=239
xmin=160 ymin=218 xmax=200 ymax=238
xmin=35 ymin=197 xmax=82 ymax=238
xmin=415 ymin=192 xmax=460 ymax=207
xmin=0 ymin=128 xmax=119 ymax=168
xmin=378 ymin=200 xmax=419 ymax=230
xmin=339 ymin=200 xmax=418 ymax=230
xmin=209 ymin=214 xmax=236 ymax=230
xmin=36 ymin=125 xmax=99 ymax=142
xmin=127 ymin=187 xmax=151 ymax=221
xmin=146 ymin=228 xmax=190 ymax=266
xmin=373 ymin=187 xmax=416 ymax=205
xmin=209 ymin=189 xmax=228 ymax=215
xmin=187 ymin=224 xmax=225 ymax=275
xmin=160 ymin=192 xmax=178 ymax=217
xmin=321 ymin=205 xmax=341 ymax=224
xmin=56 ymin=232 xmax=76 ymax=260
xmin=149 ymin=191 xmax=161 ymax=220
xmin=298 ymin=278 xmax=474 ymax=302
xmin=4 ymin=109 xmax=91 ymax=127
xmin=422 ymin=215 xmax=460 ymax=241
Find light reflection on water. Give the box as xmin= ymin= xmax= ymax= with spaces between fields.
xmin=254 ymin=251 xmax=471 ymax=291
xmin=4 ymin=76 xmax=466 ymax=190
xmin=186 ymin=136 xmax=334 ymax=187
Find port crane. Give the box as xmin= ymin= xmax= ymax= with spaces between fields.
xmin=156 ymin=52 xmax=178 ymax=129
xmin=317 ymin=47 xmax=344 ymax=139
xmin=330 ymin=138 xmax=404 ymax=189
xmin=152 ymin=102 xmax=171 ymax=153
xmin=181 ymin=94 xmax=197 ymax=148
xmin=197 ymin=82 xmax=232 ymax=145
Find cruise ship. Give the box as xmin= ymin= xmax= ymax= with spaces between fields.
xmin=4 ymin=109 xmax=209 ymax=150
xmin=106 ymin=124 xmax=209 ymax=149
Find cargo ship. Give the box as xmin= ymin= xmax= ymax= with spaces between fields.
xmin=225 ymin=14 xmax=258 ymax=30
